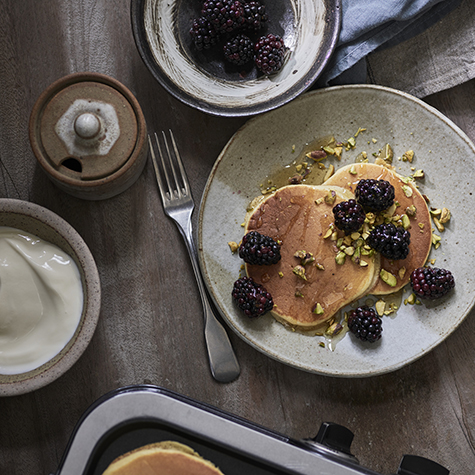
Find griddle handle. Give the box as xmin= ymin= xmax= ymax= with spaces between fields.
xmin=397 ymin=455 xmax=449 ymax=475
xmin=313 ymin=422 xmax=354 ymax=456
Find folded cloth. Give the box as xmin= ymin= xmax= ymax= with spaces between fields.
xmin=367 ymin=0 xmax=475 ymax=98
xmin=317 ymin=0 xmax=463 ymax=87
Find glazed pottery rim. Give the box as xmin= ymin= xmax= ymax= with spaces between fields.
xmin=0 ymin=199 xmax=101 ymax=396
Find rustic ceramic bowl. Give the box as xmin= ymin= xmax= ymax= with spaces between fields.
xmin=131 ymin=0 xmax=341 ymax=116
xmin=0 ymin=199 xmax=101 ymax=396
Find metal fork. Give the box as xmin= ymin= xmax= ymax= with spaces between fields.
xmin=149 ymin=131 xmax=240 ymax=383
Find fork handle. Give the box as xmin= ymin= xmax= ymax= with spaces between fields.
xmin=178 ymin=221 xmax=240 ymax=383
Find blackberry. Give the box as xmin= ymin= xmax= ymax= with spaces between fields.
xmin=367 ymin=223 xmax=410 ymax=260
xmin=189 ymin=17 xmax=220 ymax=51
xmin=201 ymin=0 xmax=245 ymax=34
xmin=254 ymin=34 xmax=286 ymax=75
xmin=332 ymin=199 xmax=366 ymax=235
xmin=239 ymin=231 xmax=281 ymax=265
xmin=223 ymin=34 xmax=254 ymax=65
xmin=356 ymin=179 xmax=395 ymax=212
xmin=347 ymin=306 xmax=382 ymax=343
xmin=410 ymin=266 xmax=455 ymax=300
xmin=242 ymin=1 xmax=268 ymax=31
xmin=232 ymin=276 xmax=274 ymax=318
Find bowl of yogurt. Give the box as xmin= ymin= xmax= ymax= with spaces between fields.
xmin=0 ymin=199 xmax=101 ymax=396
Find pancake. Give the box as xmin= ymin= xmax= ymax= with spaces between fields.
xmin=244 ymin=184 xmax=379 ymax=331
xmin=102 ymin=441 xmax=224 ymax=475
xmin=324 ymin=163 xmax=432 ymax=295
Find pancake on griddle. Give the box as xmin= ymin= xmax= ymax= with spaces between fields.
xmin=324 ymin=163 xmax=432 ymax=295
xmin=102 ymin=441 xmax=224 ymax=475
xmin=244 ymin=184 xmax=379 ymax=331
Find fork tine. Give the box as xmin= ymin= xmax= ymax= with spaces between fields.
xmin=148 ymin=133 xmax=169 ymax=204
xmin=167 ymin=129 xmax=190 ymax=198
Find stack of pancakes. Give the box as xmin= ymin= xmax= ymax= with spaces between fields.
xmin=102 ymin=441 xmax=224 ymax=475
xmin=244 ymin=163 xmax=431 ymax=332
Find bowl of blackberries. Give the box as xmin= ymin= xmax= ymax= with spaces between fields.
xmin=131 ymin=0 xmax=341 ymax=116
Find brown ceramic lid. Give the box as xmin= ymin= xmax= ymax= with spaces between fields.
xmin=29 ymin=72 xmax=148 ymax=200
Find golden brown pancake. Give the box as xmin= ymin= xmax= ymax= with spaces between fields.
xmin=324 ymin=163 xmax=432 ymax=294
xmin=244 ymin=184 xmax=379 ymax=331
xmin=102 ymin=441 xmax=224 ymax=475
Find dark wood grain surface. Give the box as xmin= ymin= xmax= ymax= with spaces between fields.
xmin=1 ymin=2 xmax=475 ymax=474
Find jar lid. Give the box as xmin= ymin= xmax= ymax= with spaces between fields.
xmin=29 ymin=72 xmax=148 ymax=200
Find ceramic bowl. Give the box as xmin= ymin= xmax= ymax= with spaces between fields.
xmin=0 ymin=199 xmax=101 ymax=396
xmin=131 ymin=0 xmax=341 ymax=116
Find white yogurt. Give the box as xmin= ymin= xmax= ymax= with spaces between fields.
xmin=0 ymin=226 xmax=83 ymax=374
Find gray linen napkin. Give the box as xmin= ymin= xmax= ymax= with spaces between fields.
xmin=367 ymin=0 xmax=475 ymax=98
xmin=318 ymin=0 xmax=463 ymax=89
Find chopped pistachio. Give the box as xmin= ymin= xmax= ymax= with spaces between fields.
xmin=295 ymin=290 xmax=304 ymax=298
xmin=347 ymin=137 xmax=356 ymax=148
xmin=306 ymin=150 xmax=327 ymax=161
xmin=293 ymin=265 xmax=307 ymax=280
xmin=323 ymin=164 xmax=335 ymax=182
xmin=228 ymin=241 xmax=239 ymax=253
xmin=351 ymin=232 xmax=361 ymax=241
xmin=372 ymin=138 xmax=378 ymax=143
xmin=377 ymin=143 xmax=393 ymax=163
xmin=324 ymin=190 xmax=337 ymax=205
xmin=278 ymin=272 xmax=284 ymax=278
xmin=406 ymin=293 xmax=416 ymax=305
xmin=312 ymin=303 xmax=324 ymax=315
xmin=355 ymin=151 xmax=368 ymax=163
xmin=375 ymin=299 xmax=386 ymax=316
xmin=323 ymin=228 xmax=333 ymax=239
xmin=413 ymin=169 xmax=424 ymax=179
xmin=398 ymin=266 xmax=406 ymax=279
xmin=294 ymin=250 xmax=315 ymax=266
xmin=343 ymin=235 xmax=353 ymax=246
xmin=336 ymin=237 xmax=344 ymax=248
xmin=380 ymin=269 xmax=397 ymax=287
xmin=354 ymin=127 xmax=367 ymax=137
xmin=344 ymin=246 xmax=355 ymax=256
xmin=323 ymin=146 xmax=335 ymax=155
xmin=331 ymin=231 xmax=338 ymax=241
xmin=406 ymin=205 xmax=417 ymax=217
xmin=418 ymin=222 xmax=425 ymax=230
xmin=334 ymin=146 xmax=343 ymax=160
xmin=401 ymin=214 xmax=411 ymax=230
xmin=335 ymin=251 xmax=346 ymax=265
xmin=316 ymin=263 xmax=325 ymax=270
xmin=402 ymin=150 xmax=414 ymax=162
xmin=315 ymin=197 xmax=325 ymax=205
xmin=401 ymin=184 xmax=413 ymax=197
xmin=433 ymin=216 xmax=445 ymax=232
xmin=440 ymin=207 xmax=451 ymax=224
xmin=432 ymin=233 xmax=442 ymax=249
xmin=359 ymin=260 xmax=369 ymax=267
xmin=325 ymin=322 xmax=343 ymax=337
xmin=349 ymin=165 xmax=357 ymax=175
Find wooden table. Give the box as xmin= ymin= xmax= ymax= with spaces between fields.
xmin=1 ymin=2 xmax=474 ymax=474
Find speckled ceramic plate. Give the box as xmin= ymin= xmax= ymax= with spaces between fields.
xmin=131 ymin=0 xmax=341 ymax=116
xmin=198 ymin=85 xmax=475 ymax=377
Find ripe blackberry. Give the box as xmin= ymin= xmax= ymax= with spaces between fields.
xmin=332 ymin=199 xmax=366 ymax=235
xmin=223 ymin=34 xmax=254 ymax=65
xmin=367 ymin=223 xmax=410 ymax=260
xmin=239 ymin=231 xmax=281 ymax=265
xmin=242 ymin=1 xmax=268 ymax=31
xmin=201 ymin=0 xmax=245 ymax=34
xmin=232 ymin=276 xmax=274 ymax=318
xmin=410 ymin=267 xmax=455 ymax=300
xmin=347 ymin=306 xmax=382 ymax=343
xmin=189 ymin=17 xmax=220 ymax=51
xmin=355 ymin=179 xmax=395 ymax=212
xmin=254 ymin=34 xmax=286 ymax=75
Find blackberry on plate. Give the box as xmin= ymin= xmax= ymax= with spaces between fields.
xmin=254 ymin=34 xmax=286 ymax=75
xmin=332 ymin=199 xmax=366 ymax=235
xmin=232 ymin=276 xmax=274 ymax=318
xmin=410 ymin=266 xmax=455 ymax=300
xmin=223 ymin=34 xmax=254 ymax=65
xmin=347 ymin=306 xmax=382 ymax=343
xmin=189 ymin=17 xmax=220 ymax=51
xmin=239 ymin=230 xmax=281 ymax=265
xmin=201 ymin=0 xmax=245 ymax=34
xmin=367 ymin=223 xmax=410 ymax=260
xmin=242 ymin=1 xmax=268 ymax=31
xmin=355 ymin=179 xmax=395 ymax=212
